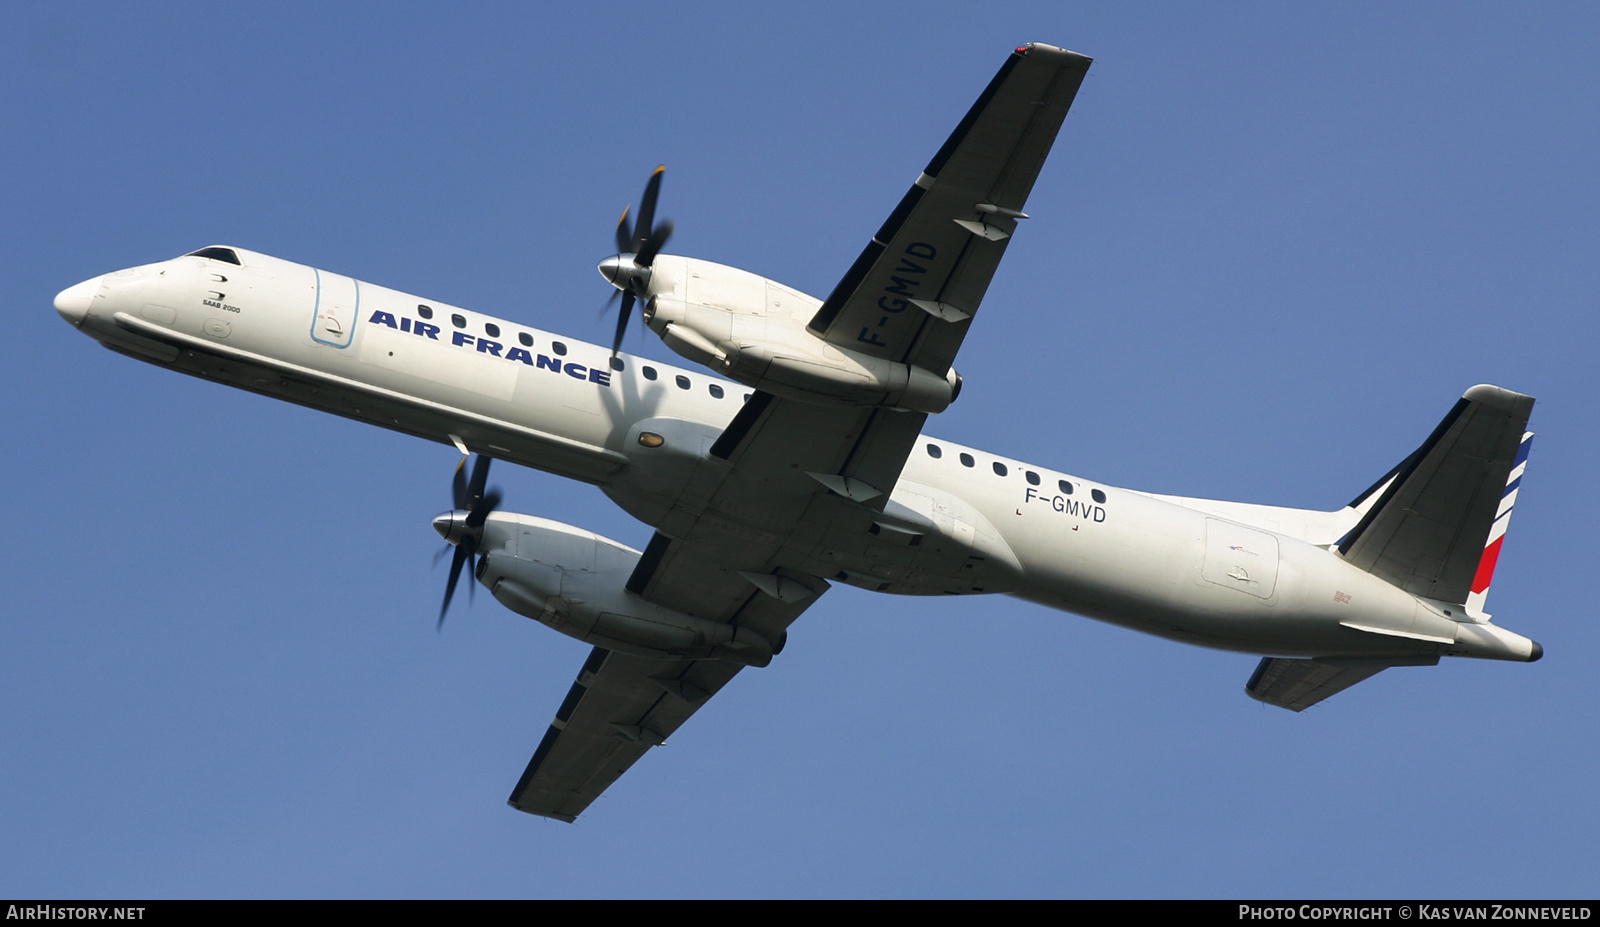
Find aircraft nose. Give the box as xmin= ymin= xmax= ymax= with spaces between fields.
xmin=54 ymin=275 xmax=103 ymax=327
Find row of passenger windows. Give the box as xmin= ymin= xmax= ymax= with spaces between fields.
xmin=177 ymin=265 xmax=731 ymax=402
xmin=924 ymin=443 xmax=1108 ymax=503
xmin=415 ymin=303 xmax=739 ymax=400
xmin=420 ymin=304 xmax=560 ymax=352
xmin=637 ymin=367 xmax=731 ymax=398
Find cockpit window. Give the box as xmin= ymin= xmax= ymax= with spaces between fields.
xmin=187 ymin=247 xmax=241 ymax=265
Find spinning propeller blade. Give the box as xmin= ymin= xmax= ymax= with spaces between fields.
xmin=436 ymin=453 xmax=501 ymax=629
xmin=597 ymin=165 xmax=673 ymax=356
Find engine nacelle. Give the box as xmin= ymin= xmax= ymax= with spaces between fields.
xmin=476 ymin=513 xmax=780 ymax=667
xmin=643 ymin=294 xmax=960 ymax=415
xmin=630 ymin=256 xmax=961 ymax=412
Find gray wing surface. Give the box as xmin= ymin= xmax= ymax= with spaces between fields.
xmin=509 ymin=476 xmax=841 ymax=820
xmin=807 ymin=43 xmax=1092 ymax=375
xmin=509 ymin=647 xmax=744 ymax=821
xmin=510 ymin=44 xmax=1093 ymax=820
xmin=507 ymin=396 xmax=905 ymax=821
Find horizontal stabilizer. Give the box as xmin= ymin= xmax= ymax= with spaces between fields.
xmin=1246 ymin=656 xmax=1439 ymax=712
xmin=1338 ymin=385 xmax=1535 ymax=605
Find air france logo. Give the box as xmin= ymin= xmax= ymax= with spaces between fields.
xmin=366 ymin=309 xmax=613 ymax=387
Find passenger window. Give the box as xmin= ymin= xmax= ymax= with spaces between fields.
xmin=709 ymin=384 xmax=724 ymax=398
xmin=484 ymin=323 xmax=500 ymax=338
xmin=417 ymin=305 xmax=434 ymax=320
xmin=643 ymin=366 xmax=657 ymax=381
xmin=992 ymin=462 xmax=1008 ymax=477
xmin=675 ymin=375 xmax=691 ymax=390
xmin=1058 ymin=480 xmax=1073 ymax=495
xmin=609 ymin=357 xmax=624 ymax=371
xmin=1091 ymin=489 xmax=1107 ymax=504
xmin=1025 ymin=471 xmax=1040 ymax=486
xmin=451 ymin=314 xmax=466 ymax=329
xmin=518 ymin=332 xmax=532 ymax=347
xmin=926 ymin=444 xmax=942 ymax=459
xmin=552 ymin=341 xmax=568 ymax=356
xmin=959 ymin=453 xmax=975 ymax=468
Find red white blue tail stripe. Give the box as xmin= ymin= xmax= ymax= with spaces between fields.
xmin=1467 ymin=431 xmax=1533 ymax=620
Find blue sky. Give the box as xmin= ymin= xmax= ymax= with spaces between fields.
xmin=4 ymin=2 xmax=1597 ymax=899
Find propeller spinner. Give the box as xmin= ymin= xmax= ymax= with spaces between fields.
xmin=598 ymin=165 xmax=673 ymax=356
xmin=432 ymin=453 xmax=502 ymax=629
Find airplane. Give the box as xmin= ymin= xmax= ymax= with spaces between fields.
xmin=51 ymin=43 xmax=1541 ymax=823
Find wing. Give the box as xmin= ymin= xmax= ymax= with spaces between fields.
xmin=807 ymin=43 xmax=1093 ymax=375
xmin=509 ymin=648 xmax=735 ymax=822
xmin=508 ymin=397 xmax=916 ymax=821
xmin=510 ymin=44 xmax=1093 ymax=820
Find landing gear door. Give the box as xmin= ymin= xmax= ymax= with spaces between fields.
xmin=310 ymin=268 xmax=359 ymax=348
xmin=1202 ymin=518 xmax=1280 ymax=599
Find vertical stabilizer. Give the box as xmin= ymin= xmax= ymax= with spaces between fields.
xmin=1337 ymin=385 xmax=1535 ymax=606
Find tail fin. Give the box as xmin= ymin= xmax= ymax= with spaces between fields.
xmin=1337 ymin=385 xmax=1535 ymax=608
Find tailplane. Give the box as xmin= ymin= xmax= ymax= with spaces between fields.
xmin=1246 ymin=655 xmax=1439 ymax=712
xmin=1246 ymin=385 xmax=1536 ymax=712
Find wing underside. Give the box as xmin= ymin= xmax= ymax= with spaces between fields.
xmin=509 ymin=535 xmax=829 ymax=820
xmin=807 ymin=43 xmax=1092 ymax=375
xmin=509 ymin=647 xmax=741 ymax=821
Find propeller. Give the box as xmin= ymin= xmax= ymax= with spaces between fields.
xmin=432 ymin=453 xmax=502 ymax=629
xmin=597 ymin=165 xmax=673 ymax=356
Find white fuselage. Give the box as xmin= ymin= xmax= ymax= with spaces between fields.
xmin=56 ymin=248 xmax=1537 ymax=664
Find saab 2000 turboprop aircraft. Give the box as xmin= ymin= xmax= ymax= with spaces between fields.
xmin=53 ymin=44 xmax=1541 ymax=822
